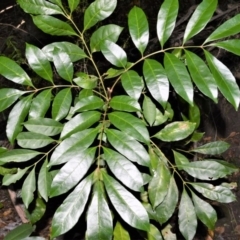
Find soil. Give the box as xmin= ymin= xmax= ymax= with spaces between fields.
xmin=1 ymin=1 xmax=240 ymax=240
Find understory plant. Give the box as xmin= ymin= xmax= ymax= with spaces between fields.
xmin=0 ymin=0 xmax=240 ymax=239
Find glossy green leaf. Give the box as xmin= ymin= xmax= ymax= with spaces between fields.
xmin=73 ymin=72 xmax=98 ymax=89
xmin=128 ymin=6 xmax=149 ymax=54
xmin=105 ymin=68 xmax=126 ymax=79
xmin=25 ymin=43 xmax=53 ymax=83
xmin=156 ymin=176 xmax=178 ymax=224
xmin=211 ymin=39 xmax=240 ymax=56
xmin=183 ymin=0 xmax=217 ymax=43
xmin=60 ymin=111 xmax=101 ymax=139
xmin=106 ymin=128 xmax=150 ymax=167
xmin=143 ymin=95 xmax=156 ymax=126
xmin=189 ymin=131 xmax=205 ymax=143
xmin=79 ymin=89 xmax=94 ymax=99
xmin=190 ymin=182 xmax=236 ymax=203
xmin=185 ymin=50 xmax=217 ymax=102
xmin=113 ymin=221 xmax=130 ymax=240
xmin=28 ymin=197 xmax=46 ymax=224
xmin=102 ymin=172 xmax=150 ymax=231
xmin=143 ymin=59 xmax=169 ymax=108
xmin=204 ymin=50 xmax=240 ymax=110
xmin=49 ymin=128 xmax=98 ymax=166
xmin=51 ymin=176 xmax=92 ymax=238
xmin=149 ymin=147 xmax=159 ymax=174
xmin=191 ymin=191 xmax=217 ymax=230
xmin=154 ymin=121 xmax=195 ymax=142
xmin=173 ymin=150 xmax=189 ymax=170
xmin=0 ymin=88 xmax=26 ymax=112
xmin=0 ymin=56 xmax=33 ymax=86
xmin=108 ymin=111 xmax=149 ymax=144
xmin=83 ymin=0 xmax=117 ymax=31
xmin=204 ymin=14 xmax=240 ymax=43
xmin=90 ymin=24 xmax=123 ymax=52
xmin=4 ymin=223 xmax=34 ymax=240
xmin=52 ymin=88 xmax=72 ymax=121
xmin=42 ymin=42 xmax=87 ymax=62
xmin=49 ymin=0 xmax=63 ymax=6
xmin=86 ymin=180 xmax=113 ymax=240
xmin=121 ymin=70 xmax=143 ymax=100
xmin=153 ymin=109 xmax=168 ymax=126
xmin=164 ymin=53 xmax=193 ymax=105
xmin=110 ymin=95 xmax=141 ymax=112
xmin=2 ymin=167 xmax=29 ymax=186
xmin=148 ymin=224 xmax=163 ymax=240
xmin=178 ymin=189 xmax=197 ymax=240
xmin=148 ymin=161 xmax=171 ymax=208
xmin=24 ymin=118 xmax=63 ymax=136
xmin=68 ymin=0 xmax=79 ymax=13
xmin=32 ymin=15 xmax=78 ymax=36
xmin=22 ymin=167 xmax=36 ymax=208
xmin=103 ymin=147 xmax=144 ymax=191
xmin=101 ymin=40 xmax=127 ymax=67
xmin=50 ymin=147 xmax=96 ymax=197
xmin=6 ymin=94 xmax=33 ymax=144
xmin=157 ymin=0 xmax=179 ymax=47
xmin=73 ymin=96 xmax=104 ymax=113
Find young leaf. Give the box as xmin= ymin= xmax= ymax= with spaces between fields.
xmin=90 ymin=24 xmax=124 ymax=52
xmin=211 ymin=39 xmax=240 ymax=56
xmin=52 ymin=88 xmax=72 ymax=121
xmin=113 ymin=221 xmax=130 ymax=240
xmin=25 ymin=43 xmax=53 ymax=83
xmin=51 ymin=176 xmax=92 ymax=238
xmin=106 ymin=128 xmax=150 ymax=167
xmin=128 ymin=6 xmax=149 ymax=54
xmin=103 ymin=147 xmax=144 ymax=191
xmin=73 ymin=96 xmax=104 ymax=113
xmin=0 ymin=57 xmax=33 ymax=86
xmin=86 ymin=180 xmax=113 ymax=240
xmin=143 ymin=95 xmax=156 ymax=126
xmin=110 ymin=95 xmax=141 ymax=112
xmin=2 ymin=167 xmax=29 ymax=186
xmin=185 ymin=50 xmax=217 ymax=102
xmin=183 ymin=0 xmax=217 ymax=44
xmin=102 ymin=172 xmax=150 ymax=231
xmin=3 ymin=223 xmax=34 ymax=240
xmin=73 ymin=72 xmax=98 ymax=89
xmin=204 ymin=50 xmax=240 ymax=110
xmin=143 ymin=59 xmax=169 ymax=108
xmin=22 ymin=167 xmax=36 ymax=208
xmin=164 ymin=53 xmax=193 ymax=105
xmin=83 ymin=0 xmax=117 ymax=31
xmin=178 ymin=189 xmax=197 ymax=240
xmin=148 ymin=224 xmax=163 ymax=240
xmin=154 ymin=121 xmax=195 ymax=142
xmin=157 ymin=0 xmax=179 ymax=47
xmin=173 ymin=150 xmax=189 ymax=170
xmin=68 ymin=0 xmax=79 ymax=13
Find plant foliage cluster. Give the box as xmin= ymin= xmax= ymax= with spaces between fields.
xmin=0 ymin=0 xmax=239 ymax=239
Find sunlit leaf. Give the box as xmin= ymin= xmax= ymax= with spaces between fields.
xmin=173 ymin=150 xmax=189 ymax=170
xmin=113 ymin=221 xmax=130 ymax=240
xmin=73 ymin=96 xmax=104 ymax=113
xmin=148 ymin=224 xmax=163 ymax=240
xmin=68 ymin=0 xmax=79 ymax=13
xmin=73 ymin=72 xmax=98 ymax=89
xmin=143 ymin=95 xmax=156 ymax=126
xmin=211 ymin=39 xmax=240 ymax=56
xmin=110 ymin=95 xmax=141 ymax=112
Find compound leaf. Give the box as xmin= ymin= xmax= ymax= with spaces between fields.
xmin=110 ymin=95 xmax=141 ymax=112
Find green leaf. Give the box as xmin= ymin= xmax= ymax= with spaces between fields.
xmin=68 ymin=0 xmax=79 ymax=13
xmin=51 ymin=176 xmax=92 ymax=238
xmin=2 ymin=167 xmax=29 ymax=186
xmin=0 ymin=88 xmax=26 ymax=112
xmin=108 ymin=111 xmax=149 ymax=144
xmin=185 ymin=50 xmax=217 ymax=102
xmin=143 ymin=59 xmax=169 ymax=108
xmin=83 ymin=0 xmax=117 ymax=31
xmin=25 ymin=43 xmax=53 ymax=83
xmin=86 ymin=180 xmax=113 ymax=240
xmin=204 ymin=50 xmax=240 ymax=110
xmin=49 ymin=128 xmax=98 ymax=166
xmin=191 ymin=191 xmax=217 ymax=230
xmin=204 ymin=14 xmax=240 ymax=43
xmin=155 ymin=176 xmax=179 ymax=224
xmin=148 ymin=224 xmax=163 ymax=240
xmin=121 ymin=70 xmax=144 ymax=100
xmin=173 ymin=150 xmax=189 ymax=170
xmin=6 ymin=94 xmax=33 ymax=144
xmin=178 ymin=189 xmax=197 ymax=240
xmin=73 ymin=96 xmax=104 ymax=113
xmin=164 ymin=53 xmax=193 ymax=105
xmin=79 ymin=89 xmax=94 ymax=99
xmin=101 ymin=40 xmax=127 ymax=68
xmin=50 ymin=147 xmax=96 ymax=197
xmin=22 ymin=167 xmax=36 ymax=208
xmin=52 ymin=88 xmax=72 ymax=121
xmin=90 ymin=24 xmax=123 ymax=52
xmin=211 ymin=39 xmax=240 ymax=56
xmin=32 ymin=15 xmax=78 ymax=36
xmin=73 ymin=72 xmax=98 ymax=89
xmin=102 ymin=172 xmax=150 ymax=231
xmin=188 ymin=102 xmax=201 ymax=129
xmin=4 ymin=223 xmax=34 ymax=240
xmin=0 ymin=166 xmax=17 ymax=176
xmin=110 ymin=95 xmax=141 ymax=112
xmin=183 ymin=0 xmax=217 ymax=43
xmin=22 ymin=237 xmax=45 ymax=240
xmin=60 ymin=111 xmax=101 ymax=139
xmin=190 ymin=182 xmax=236 ymax=203
xmin=28 ymin=197 xmax=46 ymax=224
xmin=157 ymin=0 xmax=179 ymax=47
xmin=143 ymin=95 xmax=156 ymax=126
xmin=105 ymin=68 xmax=126 ymax=79
xmin=128 ymin=6 xmax=149 ymax=54
xmin=148 ymin=161 xmax=171 ymax=209
xmin=17 ymin=0 xmax=63 ymax=15
xmin=103 ymin=147 xmax=144 ymax=191
xmin=42 ymin=42 xmax=87 ymax=62
xmin=106 ymin=128 xmax=150 ymax=167
xmin=24 ymin=118 xmax=63 ymax=136
xmin=154 ymin=121 xmax=195 ymax=142
xmin=113 ymin=221 xmax=130 ymax=240
xmin=0 ymin=56 xmax=33 ymax=86
xmin=49 ymin=0 xmax=63 ymax=6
